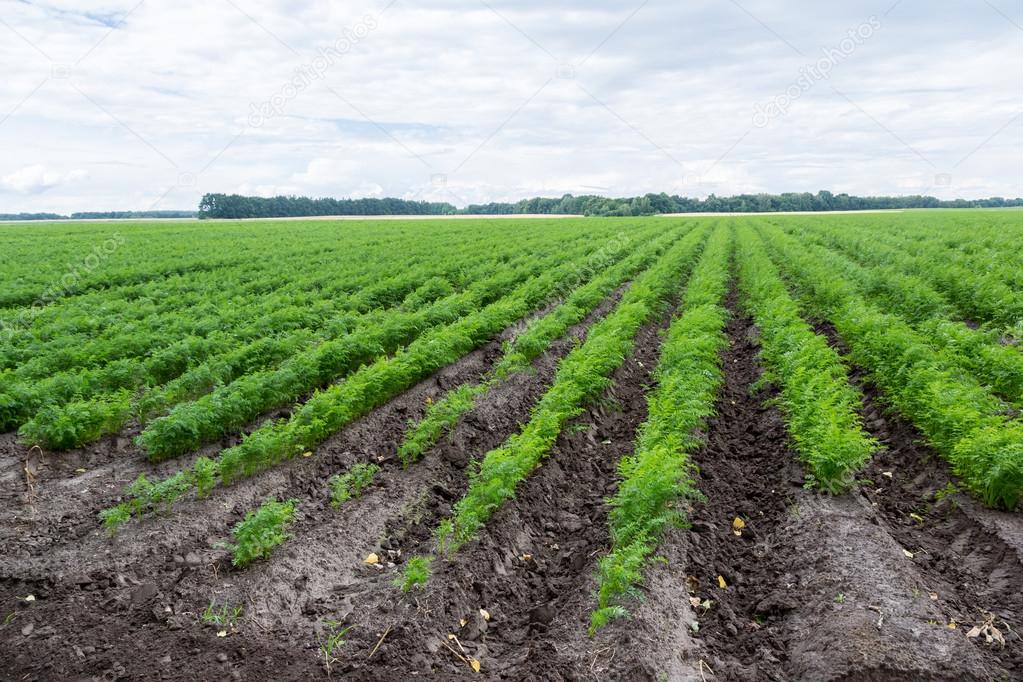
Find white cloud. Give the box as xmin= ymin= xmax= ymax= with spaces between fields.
xmin=0 ymin=164 xmax=87 ymax=195
xmin=0 ymin=0 xmax=1021 ymax=212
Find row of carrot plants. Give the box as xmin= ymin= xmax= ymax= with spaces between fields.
xmin=395 ymin=225 xmax=688 ymax=466
xmin=759 ymin=224 xmax=1023 ymax=509
xmin=777 ymin=222 xmax=1023 ymax=406
xmin=135 ymin=229 xmax=614 ymax=460
xmin=784 ymin=216 xmax=1023 ymax=330
xmin=735 ymin=226 xmax=878 ymax=488
xmin=99 ymin=230 xmax=645 ymax=530
xmin=590 ymin=223 xmax=731 ymax=631
xmin=428 ymin=224 xmax=712 ymax=561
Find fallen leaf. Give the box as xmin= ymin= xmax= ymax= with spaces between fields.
xmin=948 ymin=620 xmax=957 ymax=629
xmin=717 ymin=575 xmax=728 ymax=589
xmin=425 ymin=397 xmax=433 ymax=405
xmin=479 ymin=609 xmax=490 ymax=621
xmin=217 ymin=630 xmax=227 ymax=638
xmin=459 ymin=619 xmax=467 ymax=627
xmin=732 ymin=517 xmax=746 ymax=536
xmin=686 ymin=576 xmax=699 ymax=594
xmin=909 ymin=513 xmax=924 ymax=523
xmin=903 ymin=549 xmax=914 ymax=559
xmin=689 ymin=597 xmax=702 ymax=609
xmin=75 ymin=468 xmax=87 ymax=474
xmin=701 ymin=599 xmax=713 ymax=611
xmin=447 ymin=634 xmax=456 ymax=640
xmin=23 ymin=595 xmax=35 ymax=602
xmin=519 ymin=554 xmax=532 ymax=562
xmin=929 ymin=592 xmax=938 ymax=601
xmin=469 ymin=658 xmax=481 ymax=673
xmin=882 ymin=471 xmax=894 ymax=479
xmin=690 ymin=621 xmax=700 ymax=633
xmin=364 ymin=553 xmax=380 ymax=565
xmin=966 ymin=625 xmax=983 ymax=638
xmin=302 ymin=451 xmax=312 ymax=458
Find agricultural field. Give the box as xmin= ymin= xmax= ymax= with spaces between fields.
xmin=1 ymin=211 xmax=1022 ymax=680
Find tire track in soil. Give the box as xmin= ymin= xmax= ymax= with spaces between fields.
xmin=676 ymin=291 xmax=1002 ymax=681
xmin=818 ymin=321 xmax=1023 ymax=677
xmin=340 ymin=308 xmax=676 ymax=680
xmin=0 ymin=288 xmax=626 ymax=682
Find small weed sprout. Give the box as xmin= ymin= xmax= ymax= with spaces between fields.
xmin=201 ymin=601 xmax=243 ymax=628
xmin=319 ymin=620 xmax=353 ymax=674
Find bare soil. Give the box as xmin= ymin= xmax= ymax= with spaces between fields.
xmin=2 ymin=285 xmax=1021 ymax=682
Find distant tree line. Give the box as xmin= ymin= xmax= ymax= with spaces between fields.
xmin=464 ymin=191 xmax=1023 ymax=216
xmin=198 ymin=191 xmax=1023 ymax=219
xmin=198 ymin=194 xmax=457 ymax=219
xmin=0 ymin=210 xmax=196 ymax=221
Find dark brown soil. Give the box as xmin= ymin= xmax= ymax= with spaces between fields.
xmin=344 ymin=304 xmax=674 ymax=680
xmin=0 ymin=288 xmax=625 ymax=682
xmin=3 ymin=280 xmax=1022 ymax=682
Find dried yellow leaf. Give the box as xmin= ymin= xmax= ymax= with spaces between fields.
xmin=469 ymin=658 xmax=481 ymax=673
xmin=909 ymin=513 xmax=924 ymax=523
xmin=717 ymin=575 xmax=727 ymax=589
xmin=302 ymin=451 xmax=313 ymax=458
xmin=217 ymin=630 xmax=227 ymax=638
xmin=364 ymin=553 xmax=380 ymax=565
xmin=732 ymin=517 xmax=745 ymax=536
xmin=479 ymin=609 xmax=490 ymax=621
xmin=903 ymin=549 xmax=914 ymax=559
xmin=459 ymin=618 xmax=467 ymax=627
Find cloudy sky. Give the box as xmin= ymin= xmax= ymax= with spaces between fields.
xmin=1 ymin=0 xmax=1021 ymax=212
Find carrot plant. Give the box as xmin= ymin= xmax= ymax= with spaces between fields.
xmin=435 ymin=224 xmax=711 ymax=556
xmin=229 ymin=498 xmax=298 ymax=568
xmin=760 ymin=224 xmax=1023 ymax=509
xmin=735 ymin=226 xmax=878 ymax=490
xmin=329 ymin=463 xmax=380 ymax=507
xmin=591 ymin=223 xmax=731 ymax=632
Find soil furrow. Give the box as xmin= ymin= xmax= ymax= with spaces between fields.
xmin=0 ymin=286 xmax=626 ymax=682
xmin=674 ymin=291 xmax=1000 ymax=681
xmin=347 ymin=305 xmax=673 ymax=680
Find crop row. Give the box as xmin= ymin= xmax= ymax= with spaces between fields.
xmin=759 ymin=224 xmax=1023 ymax=509
xmin=396 ymin=225 xmax=688 ymax=466
xmin=735 ymin=226 xmax=878 ymax=488
xmin=134 ymin=227 xmax=631 ymax=460
xmin=775 ymin=222 xmax=1023 ymax=406
xmin=430 ymin=223 xmax=712 ymax=558
xmin=100 ymin=224 xmax=652 ymax=527
xmin=590 ymin=222 xmax=731 ymax=631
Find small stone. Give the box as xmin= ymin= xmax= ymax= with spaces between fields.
xmin=131 ymin=583 xmax=159 ymax=604
xmin=21 ymin=623 xmax=34 ymax=636
xmin=216 ymin=653 xmax=229 ymax=663
xmin=160 ymin=655 xmax=172 ymax=664
xmin=185 ymin=552 xmax=202 ymax=566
